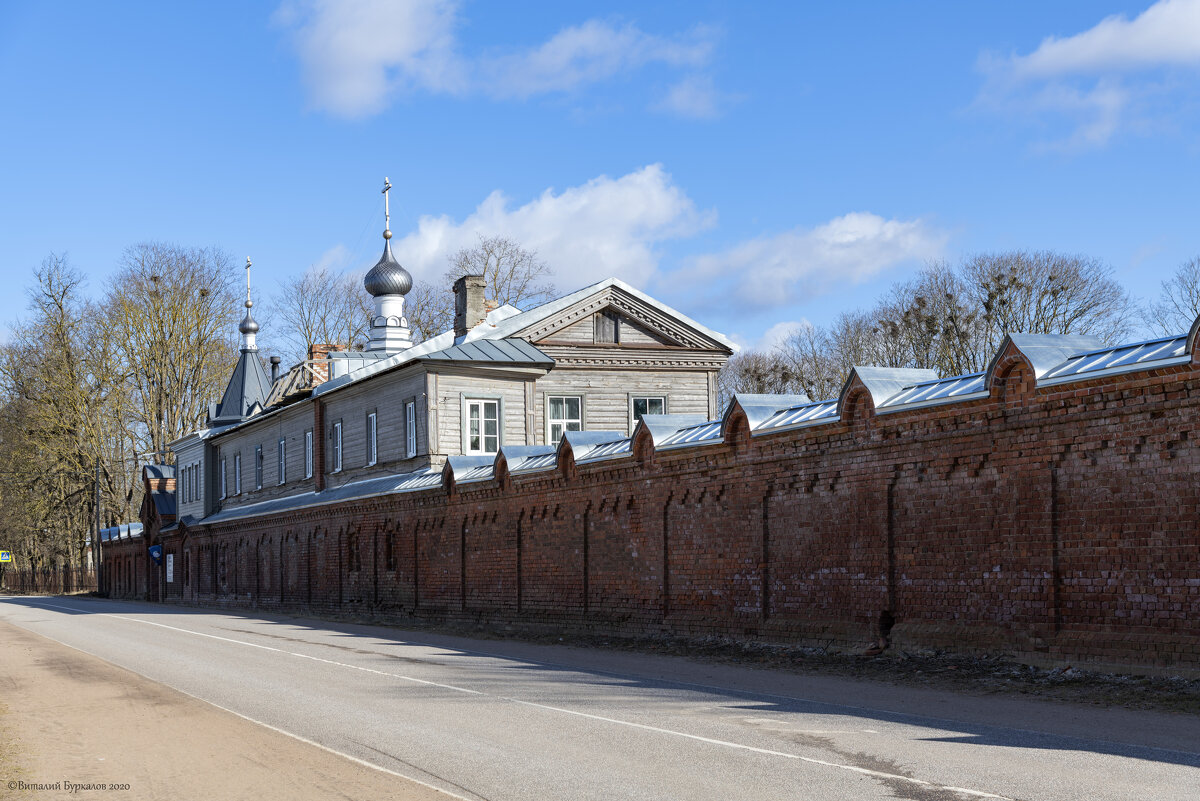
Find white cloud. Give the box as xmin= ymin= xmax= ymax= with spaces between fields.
xmin=481 ymin=21 xmax=714 ymax=98
xmin=389 ymin=164 xmax=711 ymax=290
xmin=274 ymin=1 xmax=721 ymax=117
xmin=979 ymin=0 xmax=1200 ymax=149
xmin=273 ymin=0 xmax=466 ymax=117
xmin=754 ymin=320 xmax=810 ymax=352
xmin=685 ymin=212 xmax=946 ymax=311
xmin=1008 ymin=0 xmax=1200 ymax=79
xmin=654 ymin=74 xmax=725 ymax=119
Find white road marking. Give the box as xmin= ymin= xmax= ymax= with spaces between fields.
xmin=7 ymin=597 xmax=1014 ymax=800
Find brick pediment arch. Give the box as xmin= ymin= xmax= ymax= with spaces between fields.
xmin=987 ymin=340 xmax=1036 ymax=404
xmin=838 ymin=372 xmax=876 ymax=442
xmin=556 ymin=441 xmax=578 ymax=482
xmin=721 ymin=403 xmax=752 ymax=450
xmin=631 ymin=423 xmax=656 ymax=466
xmin=1189 ymin=313 xmax=1200 ymax=366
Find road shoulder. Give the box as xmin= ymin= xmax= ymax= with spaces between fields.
xmin=0 ymin=621 xmax=448 ymax=801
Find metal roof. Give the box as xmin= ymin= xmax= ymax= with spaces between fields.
xmin=421 ymin=338 xmax=554 ymax=366
xmin=99 ymin=523 xmax=143 ymax=542
xmin=755 ymin=399 xmax=839 ymax=432
xmin=1041 ymin=334 xmax=1189 ymax=383
xmin=990 ymin=333 xmax=1106 ymax=379
xmin=657 ymin=420 xmax=723 ymax=448
xmin=200 ymin=468 xmax=444 ymax=526
xmin=577 ymin=437 xmax=632 ymax=462
xmin=513 ymin=452 xmax=558 ymax=473
xmin=143 ymin=464 xmax=175 ymax=480
xmin=844 ymin=366 xmax=939 ymax=409
xmin=878 ymin=373 xmax=988 ymax=410
xmin=211 ymin=349 xmax=273 ymax=424
xmin=499 ymin=445 xmax=557 ymax=473
xmin=727 ymin=393 xmax=813 ymax=429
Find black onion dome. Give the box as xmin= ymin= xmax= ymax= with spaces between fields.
xmin=364 ymin=240 xmax=412 ymax=297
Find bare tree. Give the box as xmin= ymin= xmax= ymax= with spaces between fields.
xmin=103 ymin=243 xmax=241 ymax=460
xmin=716 ymin=351 xmax=810 ymax=410
xmin=405 ymin=279 xmax=453 ymax=344
xmin=962 ymin=251 xmax=1134 ymax=349
xmin=272 ymin=264 xmax=371 ymax=363
xmin=1145 ymin=256 xmax=1200 ymax=336
xmin=402 ymin=235 xmax=559 ymax=344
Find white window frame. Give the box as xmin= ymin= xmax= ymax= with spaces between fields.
xmin=304 ymin=430 xmax=313 ymax=478
xmin=631 ymin=396 xmax=667 ymax=430
xmin=277 ymin=438 xmax=286 ymax=484
xmin=233 ymin=453 xmax=241 ymax=495
xmin=547 ymin=395 xmax=583 ymax=444
xmin=366 ymin=412 xmax=377 ymax=466
xmin=332 ymin=420 xmax=343 ymax=472
xmin=219 ymin=457 xmax=227 ymax=500
xmin=405 ymin=401 xmax=417 ymax=458
xmin=255 ymin=445 xmax=263 ymax=490
xmin=463 ymin=397 xmax=501 ymax=455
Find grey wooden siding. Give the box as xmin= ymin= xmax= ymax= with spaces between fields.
xmin=618 ymin=315 xmax=674 ymax=345
xmin=533 ymin=369 xmax=710 ymax=441
xmin=320 ymin=365 xmax=428 ymax=488
xmin=546 ymin=316 xmax=595 ymax=343
xmin=432 ymin=368 xmax=529 ymax=455
xmin=213 ymin=402 xmax=313 ymax=508
xmin=540 ymin=310 xmax=675 ymax=346
xmin=173 ymin=436 xmax=205 ymax=521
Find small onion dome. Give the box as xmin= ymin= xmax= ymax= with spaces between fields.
xmin=238 ymin=300 xmax=260 ymax=334
xmin=364 ymin=235 xmax=413 ymax=297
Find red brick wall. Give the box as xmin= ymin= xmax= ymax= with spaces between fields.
xmin=138 ymin=360 xmax=1200 ymax=673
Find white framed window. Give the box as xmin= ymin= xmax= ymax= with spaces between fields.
xmin=547 ymin=396 xmax=582 ymax=443
xmin=465 ymin=399 xmax=500 ymax=454
xmin=219 ymin=457 xmax=227 ymax=499
xmin=405 ymin=400 xmax=417 ymax=458
xmin=366 ymin=412 xmax=377 ymax=466
xmin=255 ymin=445 xmax=263 ymax=490
xmin=181 ymin=466 xmax=188 ymax=504
xmin=192 ymin=463 xmax=198 ymax=503
xmin=233 ymin=453 xmax=241 ymax=495
xmin=332 ymin=420 xmax=343 ymax=472
xmin=277 ymin=438 xmax=286 ymax=484
xmin=304 ymin=430 xmax=313 ymax=478
xmin=632 ymin=396 xmax=666 ymax=426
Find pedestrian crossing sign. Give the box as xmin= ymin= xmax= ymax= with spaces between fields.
xmin=0 ymin=551 xmax=11 ymax=562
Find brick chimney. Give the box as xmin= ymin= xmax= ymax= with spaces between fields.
xmin=308 ymin=343 xmax=334 ymax=386
xmin=453 ymin=275 xmax=487 ymax=339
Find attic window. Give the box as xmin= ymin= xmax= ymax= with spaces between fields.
xmin=595 ymin=310 xmax=620 ymax=344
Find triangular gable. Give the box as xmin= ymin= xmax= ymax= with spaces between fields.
xmin=514 ymin=283 xmax=733 ymax=351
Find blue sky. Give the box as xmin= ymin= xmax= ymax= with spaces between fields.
xmin=3 ymin=1 xmax=1200 ymax=350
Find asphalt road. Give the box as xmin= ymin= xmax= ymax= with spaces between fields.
xmin=1 ymin=596 xmax=1196 ymax=801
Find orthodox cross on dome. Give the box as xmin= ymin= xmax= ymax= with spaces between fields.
xmin=238 ymin=256 xmax=260 ymax=350
xmin=382 ymin=177 xmax=392 ymax=239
